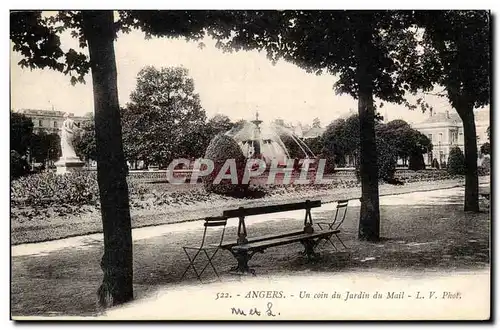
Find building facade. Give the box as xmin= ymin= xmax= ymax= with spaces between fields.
xmin=15 ymin=109 xmax=90 ymax=135
xmin=412 ymin=108 xmax=490 ymax=166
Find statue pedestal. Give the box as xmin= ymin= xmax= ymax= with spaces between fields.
xmin=54 ymin=157 xmax=85 ymax=175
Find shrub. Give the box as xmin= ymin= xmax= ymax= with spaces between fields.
xmin=480 ymin=142 xmax=490 ymax=155
xmin=203 ymin=134 xmax=250 ymax=197
xmin=447 ymin=146 xmax=466 ymax=175
xmin=377 ymin=137 xmax=397 ymax=182
xmin=431 ymin=158 xmax=440 ymax=169
xmin=478 ymin=157 xmax=490 ymax=176
xmin=408 ymin=153 xmax=426 ymax=171
xmin=11 ymin=150 xmax=30 ymax=179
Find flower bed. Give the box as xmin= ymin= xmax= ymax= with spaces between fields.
xmin=10 ymin=168 xmax=461 ymax=224
xmin=11 ymin=172 xmax=100 ymax=206
xmin=394 ymin=169 xmax=457 ymax=183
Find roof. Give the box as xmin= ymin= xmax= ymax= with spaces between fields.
xmin=414 ymin=108 xmax=490 ymax=129
xmin=418 ymin=111 xmax=461 ymax=125
xmin=302 ymin=127 xmax=325 ymax=139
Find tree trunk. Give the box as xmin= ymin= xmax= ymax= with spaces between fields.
xmin=82 ymin=11 xmax=134 ymax=307
xmin=458 ymin=105 xmax=480 ymax=212
xmin=354 ymin=14 xmax=381 ymax=241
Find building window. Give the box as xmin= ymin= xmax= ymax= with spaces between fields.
xmin=428 ymin=134 xmax=432 ymax=142
xmin=54 ymin=121 xmax=58 ymax=128
xmin=450 ymin=130 xmax=458 ymax=144
xmin=38 ymin=119 xmax=43 ymax=127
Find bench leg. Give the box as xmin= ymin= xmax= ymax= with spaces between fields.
xmin=301 ymin=239 xmax=320 ymax=260
xmin=231 ymin=251 xmax=256 ymax=275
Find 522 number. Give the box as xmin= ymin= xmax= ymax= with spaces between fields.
xmin=215 ymin=292 xmax=231 ymax=300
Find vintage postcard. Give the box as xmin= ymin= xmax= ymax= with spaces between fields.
xmin=9 ymin=9 xmax=491 ymax=321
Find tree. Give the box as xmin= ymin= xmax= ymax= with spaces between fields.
xmin=74 ymin=115 xmax=97 ymax=162
xmin=30 ymin=132 xmax=61 ymax=165
xmin=376 ymin=119 xmax=432 ymax=170
xmin=121 ymin=66 xmax=207 ymax=167
xmin=11 ymin=10 xmax=133 ymax=306
xmin=415 ymin=11 xmax=490 ymax=211
xmin=326 ymin=114 xmax=400 ymax=181
xmin=305 ymin=136 xmax=323 ymax=157
xmin=209 ymin=11 xmax=427 ymax=240
xmin=322 ymin=116 xmax=360 ymax=167
xmin=10 ymin=10 xmax=236 ymax=307
xmin=11 ymin=112 xmax=34 ymax=156
xmin=81 ymin=11 xmax=134 ymax=307
xmin=205 ymin=114 xmax=235 ymax=140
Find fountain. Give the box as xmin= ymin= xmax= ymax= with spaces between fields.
xmin=225 ymin=111 xmax=315 ymax=167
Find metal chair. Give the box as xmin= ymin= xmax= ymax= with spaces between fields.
xmin=316 ymin=200 xmax=349 ymax=250
xmin=180 ymin=216 xmax=228 ymax=282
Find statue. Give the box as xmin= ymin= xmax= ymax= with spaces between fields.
xmin=55 ymin=113 xmax=84 ymax=174
xmin=60 ymin=113 xmax=79 ymax=160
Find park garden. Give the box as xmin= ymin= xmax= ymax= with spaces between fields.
xmin=10 ymin=10 xmax=490 ymax=314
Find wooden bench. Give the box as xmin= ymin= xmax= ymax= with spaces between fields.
xmin=220 ymin=200 xmax=337 ymax=274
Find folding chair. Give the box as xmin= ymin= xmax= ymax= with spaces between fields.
xmin=316 ymin=200 xmax=349 ymax=250
xmin=180 ymin=216 xmax=228 ymax=282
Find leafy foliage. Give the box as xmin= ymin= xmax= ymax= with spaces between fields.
xmin=121 ymin=66 xmax=207 ymax=166
xmin=431 ymin=158 xmax=440 ymax=169
xmin=74 ymin=115 xmax=97 ymax=161
xmin=322 ymin=115 xmax=360 ymax=166
xmin=415 ymin=11 xmax=490 ymax=111
xmin=10 ymin=11 xmax=90 ymax=85
xmin=408 ymin=153 xmax=426 ymax=171
xmin=480 ymin=142 xmax=490 ymax=156
xmin=209 ymin=11 xmax=423 ymax=104
xmin=376 ymin=119 xmax=432 ymax=170
xmin=11 ymin=112 xmax=34 ymax=155
xmin=10 ymin=150 xmax=30 ymax=179
xmin=322 ymin=115 xmax=429 ymax=173
xmin=203 ymin=134 xmax=249 ymax=197
xmin=305 ymin=136 xmax=323 ymax=157
xmin=30 ymin=132 xmax=61 ymax=164
xmin=478 ymin=157 xmax=490 ymax=176
xmin=204 ymin=114 xmax=235 ymax=141
xmin=376 ymin=136 xmax=398 ymax=181
xmin=447 ymin=146 xmax=466 ymax=175
xmin=11 ymin=171 xmax=100 ymax=206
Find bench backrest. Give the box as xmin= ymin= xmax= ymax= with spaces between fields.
xmin=223 ymin=200 xmax=321 ymax=218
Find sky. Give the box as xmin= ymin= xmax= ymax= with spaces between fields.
xmin=10 ymin=23 xmax=469 ymax=127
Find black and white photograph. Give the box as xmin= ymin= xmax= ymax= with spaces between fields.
xmin=8 ymin=8 xmax=491 ymax=320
